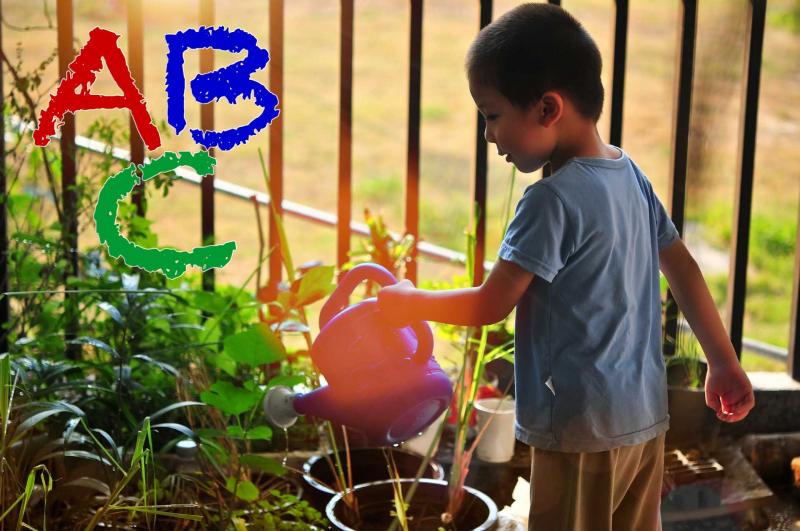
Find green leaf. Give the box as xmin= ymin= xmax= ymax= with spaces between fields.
xmin=16 ymin=409 xmax=70 ymax=436
xmin=62 ymin=477 xmax=111 ymax=496
xmin=226 ymin=478 xmax=260 ymax=502
xmin=245 ymin=425 xmax=272 ymax=441
xmin=148 ymin=401 xmax=205 ymax=423
xmin=239 ymin=454 xmax=286 ymax=476
xmin=267 ymin=374 xmax=306 ymax=389
xmin=152 ymin=423 xmax=196 ymax=440
xmin=67 ymin=336 xmax=119 ymax=359
xmin=15 ymin=401 xmax=85 ymax=439
xmin=36 ymin=450 xmax=113 ymax=466
xmin=97 ymin=301 xmax=123 ymax=326
xmin=223 ymin=323 xmax=285 ymax=367
xmin=296 ymin=266 xmax=335 ymax=306
xmin=200 ymin=382 xmax=262 ymax=416
xmin=210 ymin=351 xmax=237 ymax=377
xmin=192 ymin=291 xmax=228 ymax=313
xmin=195 ymin=428 xmax=226 ymax=439
xmin=226 ymin=425 xmax=245 ymax=438
xmin=132 ymin=354 xmax=179 ymax=377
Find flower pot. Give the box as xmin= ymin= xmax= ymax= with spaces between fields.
xmin=666 ymin=386 xmax=715 ymax=446
xmin=474 ymin=398 xmax=516 ymax=463
xmin=303 ymin=447 xmax=445 ymax=511
xmin=326 ymin=478 xmax=498 ymax=530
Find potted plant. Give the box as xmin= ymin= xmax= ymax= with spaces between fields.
xmin=324 ymin=167 xmax=520 ymax=529
xmin=324 ymin=212 xmax=512 ymax=530
xmin=663 ymin=295 xmax=713 ymax=447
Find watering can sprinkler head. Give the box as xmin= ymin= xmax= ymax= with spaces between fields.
xmin=263 ymin=385 xmax=299 ymax=429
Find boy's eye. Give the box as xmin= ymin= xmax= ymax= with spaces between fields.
xmin=485 ymin=114 xmax=498 ymax=121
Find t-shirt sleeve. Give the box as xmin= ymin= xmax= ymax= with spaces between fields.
xmin=647 ymin=182 xmax=679 ymax=250
xmin=497 ymin=184 xmax=573 ymax=282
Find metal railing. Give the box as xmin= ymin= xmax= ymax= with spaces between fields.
xmin=0 ymin=0 xmax=797 ymax=377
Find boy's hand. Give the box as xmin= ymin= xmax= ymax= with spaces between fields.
xmin=377 ymin=279 xmax=417 ymax=328
xmin=704 ymin=361 xmax=755 ymax=423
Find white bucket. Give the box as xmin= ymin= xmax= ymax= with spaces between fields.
xmin=474 ymin=398 xmax=516 ymax=463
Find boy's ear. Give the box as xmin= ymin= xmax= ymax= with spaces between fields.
xmin=539 ymin=92 xmax=563 ymax=127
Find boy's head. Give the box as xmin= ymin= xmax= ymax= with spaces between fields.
xmin=466 ymin=4 xmax=605 ymax=173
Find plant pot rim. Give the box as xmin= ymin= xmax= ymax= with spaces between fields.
xmin=303 ymin=447 xmax=445 ymax=495
xmin=667 ymin=385 xmax=706 ymax=392
xmin=325 ymin=478 xmax=498 ymax=531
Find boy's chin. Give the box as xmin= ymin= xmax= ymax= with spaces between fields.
xmin=513 ymin=160 xmax=546 ymax=174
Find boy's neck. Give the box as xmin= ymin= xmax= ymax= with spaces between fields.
xmin=548 ymin=122 xmax=618 ymax=173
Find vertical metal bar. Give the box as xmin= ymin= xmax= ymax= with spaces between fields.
xmin=269 ymin=0 xmax=284 ymax=287
xmin=57 ymin=1 xmax=77 ymax=277
xmin=608 ymin=0 xmax=628 ymax=147
xmin=128 ymin=0 xmax=145 ymax=215
xmin=790 ymin=192 xmax=800 ymax=380
xmin=0 ymin=0 xmax=7 ymax=354
xmin=405 ymin=0 xmax=423 ymax=284
xmin=663 ymin=0 xmax=697 ymax=357
xmin=337 ymin=0 xmax=354 ymax=274
xmin=726 ymin=0 xmax=766 ymax=358
xmin=58 ymin=0 xmax=79 ymax=359
xmin=472 ymin=0 xmax=491 ymax=286
xmin=199 ymin=0 xmax=215 ymax=292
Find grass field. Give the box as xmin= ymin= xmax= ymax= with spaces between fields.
xmin=4 ymin=0 xmax=799 ymax=370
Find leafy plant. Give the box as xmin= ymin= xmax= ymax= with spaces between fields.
xmin=344 ymin=208 xmax=415 ymax=295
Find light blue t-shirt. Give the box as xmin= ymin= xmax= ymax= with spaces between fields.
xmin=498 ymin=148 xmax=679 ymax=452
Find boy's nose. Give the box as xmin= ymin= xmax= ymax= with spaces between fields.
xmin=484 ymin=126 xmax=495 ymax=144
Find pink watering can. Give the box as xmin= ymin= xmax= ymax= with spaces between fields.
xmin=263 ymin=263 xmax=452 ymax=445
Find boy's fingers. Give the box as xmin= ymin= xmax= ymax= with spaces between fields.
xmin=717 ymin=392 xmax=755 ymax=422
xmin=705 ymin=392 xmax=721 ymax=412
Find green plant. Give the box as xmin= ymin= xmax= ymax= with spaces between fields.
xmin=386 ymin=169 xmax=517 ymax=530
xmin=662 ymin=295 xmax=706 ymax=389
xmin=344 ymin=208 xmax=415 ymax=294
xmin=176 ymin=284 xmax=329 ymax=528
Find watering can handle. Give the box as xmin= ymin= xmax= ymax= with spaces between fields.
xmin=319 ymin=263 xmax=433 ymax=364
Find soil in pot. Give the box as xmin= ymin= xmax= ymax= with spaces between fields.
xmin=304 ymin=447 xmax=444 ymax=510
xmin=326 ymin=478 xmax=497 ymax=531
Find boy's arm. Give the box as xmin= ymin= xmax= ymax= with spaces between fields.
xmin=659 ymin=239 xmax=755 ymax=422
xmin=377 ymin=258 xmax=534 ymax=327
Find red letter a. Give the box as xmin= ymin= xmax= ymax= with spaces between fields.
xmin=33 ymin=27 xmax=161 ymax=150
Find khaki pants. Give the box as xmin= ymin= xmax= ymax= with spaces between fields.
xmin=529 ymin=432 xmax=665 ymax=531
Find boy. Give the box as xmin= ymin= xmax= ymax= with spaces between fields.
xmin=377 ymin=4 xmax=754 ymax=530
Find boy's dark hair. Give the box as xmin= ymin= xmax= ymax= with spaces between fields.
xmin=467 ymin=3 xmax=604 ymax=122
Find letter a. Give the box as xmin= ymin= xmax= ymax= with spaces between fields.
xmin=33 ymin=27 xmax=161 ymax=150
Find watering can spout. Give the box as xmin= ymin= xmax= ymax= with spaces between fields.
xmin=264 ymin=385 xmax=375 ymax=434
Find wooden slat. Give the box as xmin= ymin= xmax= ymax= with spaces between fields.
xmin=57 ymin=0 xmax=77 ymax=277
xmin=405 ymin=0 xmax=423 ymax=284
xmin=127 ymin=0 xmax=145 ymax=215
xmin=608 ymin=0 xmax=628 ymax=147
xmin=199 ymin=0 xmax=216 ymax=292
xmin=57 ymin=0 xmax=79 ymax=359
xmin=269 ymin=0 xmax=284 ymax=287
xmin=337 ymin=0 xmax=354 ymax=275
xmin=664 ymin=0 xmax=697 ymax=357
xmin=726 ymin=0 xmax=766 ymax=358
xmin=472 ymin=0 xmax=492 ymax=286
